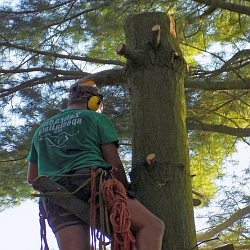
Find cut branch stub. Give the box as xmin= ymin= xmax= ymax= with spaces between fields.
xmin=116 ymin=43 xmax=126 ymax=56
xmin=116 ymin=42 xmax=149 ymax=70
xmin=116 ymin=42 xmax=138 ymax=61
xmin=151 ymin=25 xmax=161 ymax=50
xmin=144 ymin=153 xmax=156 ymax=172
xmin=116 ymin=42 xmax=144 ymax=62
xmin=193 ymin=199 xmax=201 ymax=207
xmin=146 ymin=153 xmax=156 ymax=165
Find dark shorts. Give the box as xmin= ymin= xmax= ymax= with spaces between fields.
xmin=39 ymin=168 xmax=135 ymax=234
xmin=40 ymin=168 xmax=99 ymax=234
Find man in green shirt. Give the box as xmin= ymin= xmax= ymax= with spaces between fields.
xmin=27 ymin=83 xmax=164 ymax=250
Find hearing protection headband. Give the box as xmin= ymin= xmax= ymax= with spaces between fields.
xmin=78 ymin=80 xmax=103 ymax=111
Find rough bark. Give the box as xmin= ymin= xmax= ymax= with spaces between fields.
xmin=123 ymin=12 xmax=197 ymax=250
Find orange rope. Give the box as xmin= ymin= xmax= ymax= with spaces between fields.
xmin=90 ymin=167 xmax=111 ymax=250
xmin=101 ymin=178 xmax=135 ymax=250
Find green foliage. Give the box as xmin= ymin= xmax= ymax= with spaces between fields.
xmin=197 ymin=170 xmax=250 ymax=249
xmin=0 ymin=1 xmax=250 ymax=247
xmin=189 ymin=131 xmax=236 ymax=205
xmin=0 ymin=125 xmax=33 ymax=211
xmin=186 ymin=86 xmax=250 ymax=206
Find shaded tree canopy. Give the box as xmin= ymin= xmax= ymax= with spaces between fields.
xmin=0 ymin=0 xmax=250 ymax=248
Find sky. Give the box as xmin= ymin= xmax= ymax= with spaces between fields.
xmin=0 ymin=143 xmax=249 ymax=250
xmin=0 ymin=199 xmax=58 ymax=250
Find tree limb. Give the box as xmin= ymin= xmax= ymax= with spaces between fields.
xmin=185 ymin=79 xmax=250 ymax=90
xmin=0 ymin=75 xmax=86 ymax=98
xmin=0 ymin=0 xmax=73 ymax=14
xmin=0 ymin=67 xmax=83 ymax=75
xmin=192 ymin=0 xmax=250 ymax=15
xmin=186 ymin=1 xmax=226 ymax=24
xmin=0 ymin=41 xmax=125 ymax=66
xmin=77 ymin=68 xmax=126 ymax=86
xmin=0 ymin=68 xmax=126 ymax=98
xmin=197 ymin=205 xmax=250 ymax=242
xmin=1 ymin=70 xmax=250 ymax=99
xmin=187 ymin=118 xmax=250 ymax=137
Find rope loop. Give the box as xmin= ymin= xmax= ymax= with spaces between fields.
xmin=101 ymin=177 xmax=135 ymax=250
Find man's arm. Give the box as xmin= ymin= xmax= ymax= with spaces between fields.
xmin=101 ymin=142 xmax=128 ymax=189
xmin=27 ymin=162 xmax=38 ymax=184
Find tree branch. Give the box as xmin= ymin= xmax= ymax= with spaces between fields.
xmin=0 ymin=67 xmax=82 ymax=75
xmin=0 ymin=1 xmax=73 ymax=14
xmin=77 ymin=68 xmax=126 ymax=87
xmin=0 ymin=41 xmax=125 ymax=67
xmin=197 ymin=205 xmax=250 ymax=242
xmin=192 ymin=0 xmax=250 ymax=15
xmin=0 ymin=75 xmax=86 ymax=98
xmin=186 ymin=1 xmax=226 ymax=24
xmin=44 ymin=3 xmax=109 ymax=29
xmin=0 ymin=68 xmax=126 ymax=98
xmin=185 ymin=79 xmax=250 ymax=90
xmin=187 ymin=118 xmax=250 ymax=137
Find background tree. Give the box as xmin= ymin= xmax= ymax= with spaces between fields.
xmin=1 ymin=0 xmax=250 ymax=249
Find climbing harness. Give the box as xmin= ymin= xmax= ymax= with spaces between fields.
xmin=34 ymin=167 xmax=135 ymax=250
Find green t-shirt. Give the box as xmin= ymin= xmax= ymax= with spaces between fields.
xmin=27 ymin=109 xmax=119 ymax=181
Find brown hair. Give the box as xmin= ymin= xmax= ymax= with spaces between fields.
xmin=68 ymin=83 xmax=100 ymax=105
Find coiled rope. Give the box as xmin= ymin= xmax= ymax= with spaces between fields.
xmin=101 ymin=177 xmax=135 ymax=250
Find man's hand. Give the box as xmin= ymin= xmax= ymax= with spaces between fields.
xmin=101 ymin=142 xmax=128 ymax=188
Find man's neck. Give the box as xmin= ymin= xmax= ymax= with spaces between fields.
xmin=67 ymin=103 xmax=88 ymax=110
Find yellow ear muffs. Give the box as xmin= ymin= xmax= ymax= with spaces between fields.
xmin=88 ymin=95 xmax=103 ymax=111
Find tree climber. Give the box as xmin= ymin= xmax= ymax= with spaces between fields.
xmin=27 ymin=82 xmax=165 ymax=250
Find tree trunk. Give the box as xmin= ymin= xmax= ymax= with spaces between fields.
xmin=125 ymin=12 xmax=197 ymax=249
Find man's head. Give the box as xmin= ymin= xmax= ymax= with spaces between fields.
xmin=68 ymin=82 xmax=103 ymax=111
